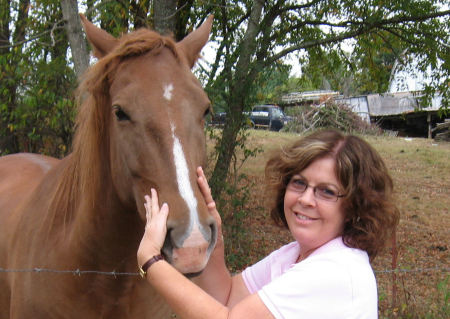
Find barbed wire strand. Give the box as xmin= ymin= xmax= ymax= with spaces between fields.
xmin=374 ymin=267 xmax=449 ymax=274
xmin=0 ymin=266 xmax=448 ymax=277
xmin=0 ymin=267 xmax=139 ymax=277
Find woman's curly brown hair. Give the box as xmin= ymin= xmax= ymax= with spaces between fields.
xmin=265 ymin=129 xmax=400 ymax=261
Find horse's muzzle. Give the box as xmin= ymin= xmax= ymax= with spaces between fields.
xmin=162 ymin=219 xmax=217 ymax=275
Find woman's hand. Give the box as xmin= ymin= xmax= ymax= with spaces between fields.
xmin=137 ymin=188 xmax=169 ymax=267
xmin=196 ymin=167 xmax=223 ymax=248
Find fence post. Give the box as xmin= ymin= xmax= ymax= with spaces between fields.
xmin=391 ymin=229 xmax=398 ymax=308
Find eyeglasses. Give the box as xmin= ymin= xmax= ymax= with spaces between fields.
xmin=287 ymin=177 xmax=345 ymax=202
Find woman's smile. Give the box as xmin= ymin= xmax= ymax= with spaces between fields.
xmin=293 ymin=211 xmax=316 ymax=222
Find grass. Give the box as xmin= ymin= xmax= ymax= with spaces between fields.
xmin=206 ymin=129 xmax=450 ymax=318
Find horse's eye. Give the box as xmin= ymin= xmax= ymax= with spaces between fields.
xmin=203 ymin=107 xmax=211 ymax=118
xmin=113 ymin=106 xmax=130 ymax=121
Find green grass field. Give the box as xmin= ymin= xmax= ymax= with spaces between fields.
xmin=207 ymin=129 xmax=450 ymax=318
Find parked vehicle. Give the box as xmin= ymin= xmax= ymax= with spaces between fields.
xmin=247 ymin=105 xmax=291 ymax=131
xmin=209 ymin=105 xmax=291 ymax=131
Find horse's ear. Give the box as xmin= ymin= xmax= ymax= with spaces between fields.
xmin=79 ymin=13 xmax=118 ymax=58
xmin=177 ymin=15 xmax=213 ymax=68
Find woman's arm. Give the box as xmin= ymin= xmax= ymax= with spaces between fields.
xmin=137 ymin=168 xmax=274 ymax=319
xmin=192 ymin=167 xmax=250 ymax=307
xmin=145 ymin=258 xmax=273 ymax=319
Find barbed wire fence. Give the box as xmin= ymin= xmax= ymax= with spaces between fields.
xmin=1 ymin=266 xmax=448 ymax=276
xmin=1 ymin=264 xmax=448 ymax=315
xmin=0 ymin=267 xmax=139 ymax=277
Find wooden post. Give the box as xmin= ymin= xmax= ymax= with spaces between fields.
xmin=427 ymin=113 xmax=432 ymax=139
xmin=391 ymin=230 xmax=398 ymax=308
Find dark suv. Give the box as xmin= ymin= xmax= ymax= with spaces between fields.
xmin=247 ymin=105 xmax=291 ymax=131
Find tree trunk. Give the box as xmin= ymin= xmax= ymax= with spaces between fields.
xmin=0 ymin=0 xmax=30 ymax=154
xmin=61 ymin=0 xmax=90 ymax=79
xmin=153 ymin=0 xmax=177 ymax=35
xmin=0 ymin=0 xmax=12 ymax=153
xmin=210 ymin=0 xmax=264 ymax=199
xmin=0 ymin=0 xmax=10 ymax=56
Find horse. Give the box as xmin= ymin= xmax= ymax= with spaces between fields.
xmin=0 ymin=15 xmax=216 ymax=318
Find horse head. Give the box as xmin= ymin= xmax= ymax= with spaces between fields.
xmin=79 ymin=15 xmax=216 ymax=275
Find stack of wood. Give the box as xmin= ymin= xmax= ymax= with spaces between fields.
xmin=433 ymin=119 xmax=450 ymax=141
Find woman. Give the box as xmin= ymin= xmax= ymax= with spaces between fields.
xmin=137 ymin=129 xmax=399 ymax=319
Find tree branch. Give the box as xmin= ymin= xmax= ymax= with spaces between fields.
xmin=280 ymin=0 xmax=322 ymax=12
xmin=264 ymin=8 xmax=450 ymax=66
xmin=377 ymin=9 xmax=450 ymax=26
xmin=0 ymin=23 xmax=65 ymax=49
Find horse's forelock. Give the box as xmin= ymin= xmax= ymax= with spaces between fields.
xmin=116 ymin=29 xmax=179 ymax=60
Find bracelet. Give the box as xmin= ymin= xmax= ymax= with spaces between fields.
xmin=139 ymin=254 xmax=164 ymax=278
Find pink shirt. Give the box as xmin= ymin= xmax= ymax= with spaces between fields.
xmin=242 ymin=237 xmax=378 ymax=319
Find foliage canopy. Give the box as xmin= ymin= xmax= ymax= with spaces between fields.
xmin=0 ymin=0 xmax=448 ymax=196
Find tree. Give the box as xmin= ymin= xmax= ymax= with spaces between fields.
xmin=153 ymin=0 xmax=177 ymax=35
xmin=0 ymin=0 xmax=76 ymax=155
xmin=194 ymin=0 xmax=450 ymax=199
xmin=61 ymin=0 xmax=90 ymax=78
xmin=1 ymin=0 xmax=448 ymax=196
xmin=0 ymin=0 xmax=30 ymax=153
xmin=351 ymin=31 xmax=403 ymax=94
xmin=296 ymin=48 xmax=357 ymax=96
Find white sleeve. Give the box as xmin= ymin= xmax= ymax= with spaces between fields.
xmin=242 ymin=242 xmax=299 ymax=294
xmin=241 ymin=250 xmax=274 ymax=294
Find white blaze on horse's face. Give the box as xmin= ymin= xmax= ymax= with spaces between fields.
xmin=170 ymin=122 xmax=199 ymax=225
xmin=168 ymin=116 xmax=211 ymax=274
xmin=171 ymin=123 xmax=209 ymax=264
xmin=163 ymin=83 xmax=174 ymax=101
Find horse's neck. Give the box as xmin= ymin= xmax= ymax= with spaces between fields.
xmin=46 ymin=156 xmax=142 ymax=270
xmin=76 ymin=189 xmax=142 ymax=267
xmin=77 ymin=177 xmax=142 ymax=270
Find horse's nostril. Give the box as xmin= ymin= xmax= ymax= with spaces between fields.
xmin=209 ymin=221 xmax=217 ymax=246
